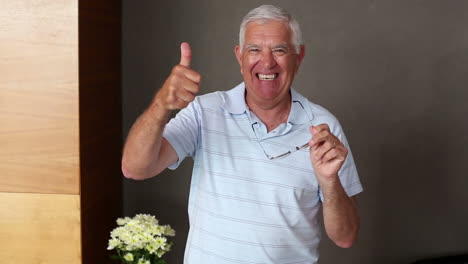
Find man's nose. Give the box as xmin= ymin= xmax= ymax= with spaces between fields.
xmin=259 ymin=50 xmax=277 ymax=68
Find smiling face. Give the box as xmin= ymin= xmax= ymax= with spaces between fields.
xmin=235 ymin=20 xmax=305 ymax=110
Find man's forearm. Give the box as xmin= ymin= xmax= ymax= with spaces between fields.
xmin=320 ymin=176 xmax=360 ymax=248
xmin=122 ymin=43 xmax=200 ymax=180
xmin=121 ymin=102 xmax=171 ymax=180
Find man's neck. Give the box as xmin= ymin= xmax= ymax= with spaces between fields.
xmin=246 ymin=93 xmax=291 ymax=133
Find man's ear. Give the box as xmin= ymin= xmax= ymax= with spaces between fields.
xmin=234 ymin=45 xmax=243 ymax=74
xmin=295 ymin=45 xmax=305 ymax=73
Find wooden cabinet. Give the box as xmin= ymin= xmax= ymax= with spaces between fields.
xmin=0 ymin=1 xmax=122 ymax=263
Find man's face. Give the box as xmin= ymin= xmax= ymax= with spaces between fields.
xmin=235 ymin=20 xmax=305 ymax=108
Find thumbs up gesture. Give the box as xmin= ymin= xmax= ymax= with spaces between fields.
xmin=154 ymin=42 xmax=201 ymax=111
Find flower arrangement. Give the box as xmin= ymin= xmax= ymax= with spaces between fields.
xmin=107 ymin=214 xmax=175 ymax=264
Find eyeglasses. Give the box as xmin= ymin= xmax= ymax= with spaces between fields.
xmin=251 ymin=100 xmax=312 ymax=160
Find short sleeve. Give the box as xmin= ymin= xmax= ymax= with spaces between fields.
xmin=163 ymin=100 xmax=200 ymax=170
xmin=318 ymin=119 xmax=363 ymax=201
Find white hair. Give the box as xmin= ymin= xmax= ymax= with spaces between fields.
xmin=239 ymin=5 xmax=303 ymax=54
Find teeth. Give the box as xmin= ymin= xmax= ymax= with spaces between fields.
xmin=258 ymin=74 xmax=277 ymax=80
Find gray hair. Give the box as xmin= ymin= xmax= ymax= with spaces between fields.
xmin=239 ymin=5 xmax=303 ymax=54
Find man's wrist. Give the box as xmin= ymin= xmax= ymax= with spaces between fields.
xmin=317 ymin=174 xmax=346 ymax=202
xmin=148 ymin=100 xmax=172 ymax=124
xmin=316 ymin=173 xmax=340 ymax=187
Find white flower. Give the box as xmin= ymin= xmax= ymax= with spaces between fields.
xmin=107 ymin=238 xmax=121 ymax=250
xmin=117 ymin=217 xmax=132 ymax=226
xmin=141 ymin=233 xmax=153 ymax=244
xmin=108 ymin=214 xmax=175 ymax=262
xmin=156 ymin=249 xmax=165 ymax=258
xmin=125 ymin=244 xmax=134 ymax=251
xmin=126 ymin=219 xmax=139 ymax=227
xmin=123 ymin=253 xmax=134 ymax=261
xmin=120 ymin=230 xmax=132 ymax=244
xmin=165 ymin=242 xmax=172 ymax=252
xmin=154 ymin=225 xmax=165 ymax=236
xmin=155 ymin=237 xmax=167 ymax=249
xmin=128 ymin=234 xmax=144 ymax=249
xmin=145 ymin=242 xmax=157 ymax=254
xmin=137 ymin=258 xmax=150 ymax=264
xmin=110 ymin=226 xmax=125 ymax=238
xmin=164 ymin=225 xmax=176 ymax=236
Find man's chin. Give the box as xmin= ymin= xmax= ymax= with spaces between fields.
xmin=251 ymin=79 xmax=281 ymax=92
xmin=253 ymin=87 xmax=287 ymax=103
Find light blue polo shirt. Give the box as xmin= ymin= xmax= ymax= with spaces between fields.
xmin=163 ymin=82 xmax=363 ymax=264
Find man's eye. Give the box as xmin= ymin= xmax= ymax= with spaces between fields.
xmin=273 ymin=49 xmax=287 ymax=55
xmin=248 ymin=48 xmax=260 ymax=53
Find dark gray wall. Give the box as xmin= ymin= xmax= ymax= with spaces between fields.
xmin=122 ymin=1 xmax=468 ymax=263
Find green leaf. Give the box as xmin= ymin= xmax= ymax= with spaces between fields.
xmin=155 ymin=259 xmax=167 ymax=264
xmin=109 ymin=254 xmax=122 ymax=262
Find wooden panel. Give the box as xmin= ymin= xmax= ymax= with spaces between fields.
xmin=0 ymin=0 xmax=79 ymax=194
xmin=0 ymin=192 xmax=81 ymax=263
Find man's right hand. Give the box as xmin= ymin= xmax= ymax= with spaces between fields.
xmin=154 ymin=42 xmax=201 ymax=111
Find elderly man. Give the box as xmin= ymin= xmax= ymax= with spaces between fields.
xmin=122 ymin=4 xmax=363 ymax=263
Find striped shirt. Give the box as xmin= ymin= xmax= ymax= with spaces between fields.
xmin=163 ymin=82 xmax=363 ymax=264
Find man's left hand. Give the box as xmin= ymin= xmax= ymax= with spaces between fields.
xmin=308 ymin=124 xmax=348 ymax=181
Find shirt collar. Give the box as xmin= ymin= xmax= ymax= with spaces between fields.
xmin=222 ymin=82 xmax=314 ymax=124
xmin=222 ymin=82 xmax=248 ymax=115
xmin=288 ymin=88 xmax=314 ymax=125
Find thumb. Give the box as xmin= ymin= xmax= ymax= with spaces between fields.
xmin=179 ymin=42 xmax=192 ymax=67
xmin=308 ymin=126 xmax=318 ymax=151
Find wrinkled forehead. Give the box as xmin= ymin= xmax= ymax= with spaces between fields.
xmin=243 ymin=20 xmax=293 ymax=44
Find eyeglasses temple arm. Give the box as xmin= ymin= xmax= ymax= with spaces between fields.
xmin=296 ymin=143 xmax=310 ymax=150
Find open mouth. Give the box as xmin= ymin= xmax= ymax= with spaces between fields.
xmin=256 ymin=73 xmax=278 ymax=81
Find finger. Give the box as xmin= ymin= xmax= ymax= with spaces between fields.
xmin=174 ymin=99 xmax=190 ymax=109
xmin=310 ymin=124 xmax=330 ymax=135
xmin=312 ymin=140 xmax=336 ymax=161
xmin=322 ymin=145 xmax=347 ymax=163
xmin=166 ymin=95 xmax=190 ymax=110
xmin=321 ymin=148 xmax=340 ymax=163
xmin=172 ymin=99 xmax=190 ymax=110
xmin=179 ymin=42 xmax=192 ymax=67
xmin=309 ymin=128 xmax=329 ymax=147
xmin=172 ymin=65 xmax=202 ymax=85
xmin=177 ymin=75 xmax=200 ymax=94
xmin=316 ymin=140 xmax=345 ymax=161
xmin=176 ymin=88 xmax=196 ymax=103
xmin=163 ymin=78 xmax=195 ymax=107
xmin=182 ymin=68 xmax=202 ymax=85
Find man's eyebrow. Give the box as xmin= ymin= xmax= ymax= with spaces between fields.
xmin=245 ymin=44 xmax=291 ymax=50
xmin=245 ymin=44 xmax=260 ymax=49
xmin=272 ymin=44 xmax=290 ymax=50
